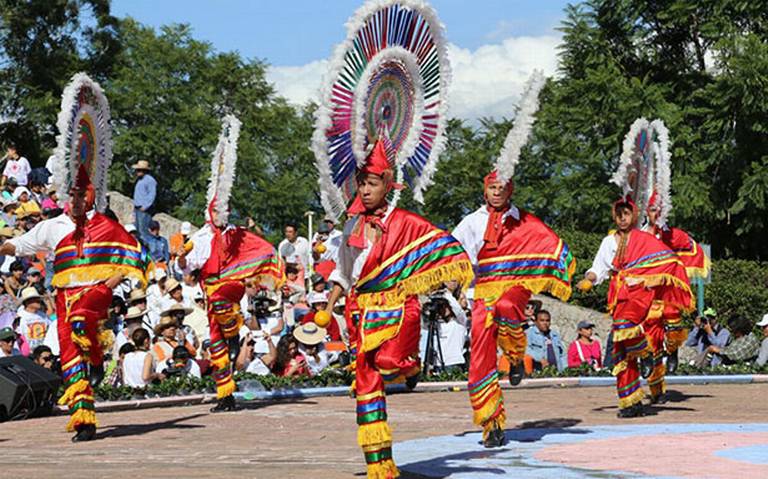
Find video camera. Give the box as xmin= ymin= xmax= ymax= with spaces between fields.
xmin=422 ymin=289 xmax=451 ymax=323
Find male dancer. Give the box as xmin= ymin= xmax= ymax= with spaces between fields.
xmin=453 ymin=171 xmax=575 ymax=447
xmin=320 ymin=138 xmax=472 ymax=479
xmin=578 ymin=196 xmax=692 ymax=416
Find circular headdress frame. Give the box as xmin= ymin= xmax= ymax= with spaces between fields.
xmin=206 ymin=114 xmax=242 ymax=227
xmin=313 ymin=0 xmax=451 ymax=220
xmin=52 ymin=72 xmax=113 ymax=212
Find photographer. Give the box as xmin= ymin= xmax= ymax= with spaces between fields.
xmin=241 ymin=285 xmax=283 ymax=346
xmin=235 ymin=330 xmax=277 ymax=376
xmin=685 ymin=308 xmax=730 ymax=367
xmin=706 ymin=315 xmax=760 ymax=366
xmin=156 ymin=345 xmax=201 ymax=379
xmin=419 ymin=287 xmax=468 ymax=373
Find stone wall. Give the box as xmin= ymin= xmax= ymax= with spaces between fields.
xmin=537 ymin=294 xmax=611 ymax=348
xmin=107 ymin=190 xmax=198 ymax=238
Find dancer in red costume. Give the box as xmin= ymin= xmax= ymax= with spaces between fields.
xmin=0 ymin=73 xmax=150 ymax=441
xmin=453 ymin=72 xmax=576 ymax=448
xmin=577 ymin=120 xmax=693 ymax=417
xmin=176 ymin=115 xmax=283 ymax=411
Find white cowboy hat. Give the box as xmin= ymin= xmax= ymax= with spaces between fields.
xmin=293 ymin=323 xmax=327 ymax=346
xmin=124 ymin=306 xmax=146 ymax=321
xmin=20 ymin=287 xmax=42 ymax=304
xmin=160 ymin=302 xmax=192 ymax=318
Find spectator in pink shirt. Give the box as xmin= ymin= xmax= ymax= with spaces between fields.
xmin=567 ymin=320 xmax=602 ymax=370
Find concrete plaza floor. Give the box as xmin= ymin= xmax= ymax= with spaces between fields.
xmin=2 ymin=383 xmax=767 ymax=478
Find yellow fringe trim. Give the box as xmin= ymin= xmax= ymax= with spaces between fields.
xmin=365 ymin=459 xmax=399 ymax=479
xmin=618 ymin=387 xmax=645 ymax=409
xmin=475 ymin=264 xmax=577 ymax=305
xmin=612 ymin=360 xmax=627 ymax=377
xmin=686 ymin=253 xmax=711 ymax=280
xmin=355 ymin=261 xmax=474 ymax=308
xmin=71 ymin=332 xmax=92 ymax=352
xmin=210 ymin=354 xmax=229 ymax=372
xmin=52 ymin=265 xmax=148 ymax=289
xmin=216 ymin=377 xmax=236 ymax=399
xmin=609 ymin=272 xmax=695 ymax=313
xmin=612 ymin=324 xmax=644 ymax=343
xmin=361 ymin=305 xmax=405 ymax=353
xmin=482 ymin=415 xmax=506 ymax=441
xmin=358 ymin=421 xmax=393 ymax=447
xmin=59 ymin=379 xmax=90 ymax=406
xmin=65 ymin=408 xmax=98 ymax=433
xmin=472 ymin=389 xmax=505 ymax=427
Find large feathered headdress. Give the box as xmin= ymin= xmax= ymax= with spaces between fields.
xmin=493 ymin=70 xmax=546 ymax=186
xmin=206 ymin=114 xmax=241 ymax=226
xmin=51 ymin=72 xmax=112 ymax=212
xmin=313 ymin=0 xmax=451 ymax=220
xmin=611 ymin=118 xmax=654 ymax=227
xmin=648 ymin=119 xmax=672 ymax=228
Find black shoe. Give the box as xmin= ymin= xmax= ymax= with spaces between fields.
xmin=666 ymin=350 xmax=678 ymax=374
xmin=509 ymin=361 xmax=525 ymax=386
xmin=483 ymin=425 xmax=506 ymax=448
xmin=639 ymin=355 xmax=654 ymax=379
xmin=71 ymin=424 xmax=96 ymax=442
xmin=617 ymin=403 xmax=645 ymax=418
xmin=405 ymin=374 xmax=419 ymax=391
xmin=88 ymin=364 xmax=104 ymax=388
xmin=650 ymin=392 xmax=669 ymax=405
xmin=210 ymin=395 xmax=241 ymax=413
xmin=228 ymin=336 xmax=240 ymax=363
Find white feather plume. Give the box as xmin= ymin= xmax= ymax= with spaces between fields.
xmin=52 ymin=72 xmax=113 ymax=212
xmin=494 ymin=70 xmax=546 ymax=185
xmin=205 ymin=115 xmax=241 ymax=226
xmin=611 ymin=117 xmax=650 ymax=195
xmin=650 ymin=119 xmax=672 ymax=227
xmin=312 ymin=0 xmax=451 ymax=219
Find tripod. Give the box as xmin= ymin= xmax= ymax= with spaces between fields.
xmin=423 ymin=312 xmax=446 ymax=376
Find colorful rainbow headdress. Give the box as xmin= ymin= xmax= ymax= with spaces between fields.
xmin=313 ymin=0 xmax=451 ymax=220
xmin=206 ymin=114 xmax=241 ymax=227
xmin=51 ymin=72 xmax=112 ymax=212
xmin=611 ymin=118 xmax=655 ymax=226
xmin=493 ymin=70 xmax=546 ymax=185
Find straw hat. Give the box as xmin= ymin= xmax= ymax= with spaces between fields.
xmin=124 ymin=306 xmax=146 ymax=321
xmin=128 ymin=288 xmax=147 ymax=304
xmin=160 ymin=302 xmax=192 ymax=318
xmin=165 ymin=278 xmax=182 ymax=293
xmin=131 ymin=160 xmax=151 ymax=170
xmin=20 ymin=287 xmax=42 ymax=304
xmin=293 ymin=323 xmax=327 ymax=346
xmin=153 ymin=315 xmax=179 ymax=335
xmin=0 ymin=226 xmax=14 ymax=238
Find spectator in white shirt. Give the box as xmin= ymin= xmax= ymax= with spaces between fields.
xmin=17 ymin=287 xmax=51 ymax=350
xmin=123 ymin=328 xmax=163 ymax=388
xmin=160 ymin=277 xmax=193 ymax=311
xmin=278 ymin=222 xmax=311 ymax=271
xmin=155 ymin=345 xmax=201 ymax=379
xmin=114 ymin=306 xmax=152 ymax=355
xmin=293 ymin=323 xmax=334 ymax=376
xmin=2 ymin=145 xmax=31 ymax=187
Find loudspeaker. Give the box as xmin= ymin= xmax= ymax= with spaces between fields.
xmin=0 ymin=356 xmax=61 ymax=422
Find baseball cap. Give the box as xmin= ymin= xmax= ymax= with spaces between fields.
xmin=25 ymin=267 xmax=40 ymax=276
xmin=180 ymin=221 xmax=192 ymax=235
xmin=317 ymin=223 xmax=332 ymax=234
xmin=0 ymin=326 xmax=16 ymax=341
xmin=702 ymin=307 xmax=717 ymax=318
xmin=757 ymin=314 xmax=768 ymax=328
xmin=577 ymin=320 xmax=595 ymax=330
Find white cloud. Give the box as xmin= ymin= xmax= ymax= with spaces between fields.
xmin=266 ymin=34 xmax=561 ymax=122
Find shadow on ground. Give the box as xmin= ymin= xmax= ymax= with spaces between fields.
xmin=95 ymin=413 xmax=207 ymax=440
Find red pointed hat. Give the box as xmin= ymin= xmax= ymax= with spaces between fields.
xmin=647 ymin=190 xmax=660 ymax=210
xmin=612 ymin=194 xmax=637 ymax=215
xmin=347 ymin=137 xmax=403 ymax=215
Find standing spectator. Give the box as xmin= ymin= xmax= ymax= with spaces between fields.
xmin=0 ymin=326 xmax=20 ymax=357
xmin=160 ymin=278 xmax=193 ymax=311
xmin=686 ymin=308 xmax=730 ymax=367
xmin=278 ymin=223 xmax=311 ymax=272
xmin=145 ymin=220 xmax=170 ymax=266
xmin=525 ymin=309 xmax=566 ymax=371
xmin=755 ymin=314 xmax=768 ymax=367
xmin=2 ymin=144 xmax=31 ymax=187
xmin=131 ymin=160 xmax=157 ymax=242
xmin=123 ymin=328 xmax=163 ymax=388
xmin=301 ymin=291 xmax=341 ymax=341
xmin=17 ymin=287 xmax=50 ymax=350
xmin=567 ymin=320 xmax=602 ymax=369
xmin=707 ymin=315 xmax=761 ymax=365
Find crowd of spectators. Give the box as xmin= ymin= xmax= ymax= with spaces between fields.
xmin=1 ymin=143 xmax=766 ymax=398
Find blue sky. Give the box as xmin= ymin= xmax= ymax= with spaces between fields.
xmin=111 ymin=1 xmax=574 ymax=119
xmin=112 ymin=0 xmax=571 ymax=66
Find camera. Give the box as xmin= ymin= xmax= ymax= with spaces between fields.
xmin=423 ymin=290 xmax=450 ymax=322
xmin=249 ymin=292 xmax=274 ymax=318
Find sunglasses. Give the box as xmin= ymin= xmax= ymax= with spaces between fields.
xmin=40 ymin=355 xmax=53 ymax=362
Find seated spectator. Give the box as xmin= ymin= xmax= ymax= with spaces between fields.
xmin=31 ymin=344 xmax=54 ymax=370
xmin=235 ymin=330 xmax=277 ymax=376
xmin=25 ymin=267 xmax=46 ymax=295
xmin=686 ymin=308 xmax=730 ymax=367
xmin=1 ymin=177 xmax=17 ymax=202
xmin=526 ymin=309 xmax=566 ymax=371
xmin=197 ymin=339 xmax=213 ymax=376
xmin=156 ymin=345 xmax=201 ymax=379
xmin=108 ymin=295 xmax=127 ymax=334
xmin=181 ymin=271 xmax=202 ymax=305
xmin=0 ymin=326 xmax=20 ymax=357
xmin=524 ymin=299 xmax=542 ymax=327
xmin=293 ymin=323 xmax=332 ymax=376
xmin=152 ymin=304 xmax=196 ymax=363
xmin=28 ymin=180 xmax=46 ymax=207
xmin=567 ymin=320 xmax=602 ymax=369
xmin=13 ymin=187 xmax=41 ymax=218
xmin=124 ymin=328 xmax=163 ymax=388
xmin=707 ymin=315 xmax=760 ymax=365
xmin=17 ymin=287 xmax=50 ymax=350
xmin=310 ymin=273 xmax=327 ymax=293
xmin=145 ymin=220 xmax=170 ymax=267
xmin=106 ymin=343 xmax=135 ymax=387
xmin=41 ymin=186 xmax=61 ymax=210
xmin=160 ymin=278 xmax=193 ymax=311
xmin=281 ymin=263 xmax=308 ymax=323
xmin=0 ymin=198 xmax=16 ymax=228
xmin=757 ymin=314 xmax=768 ymax=368
xmin=5 ymin=260 xmax=26 ymax=297
xmin=301 ymin=291 xmax=341 ymax=341
xmin=185 ymin=290 xmax=209 ymax=344
xmin=272 ymin=335 xmax=309 ymax=377
xmin=169 ymin=221 xmax=192 ymax=262
xmin=114 ymin=306 xmax=152 ymax=354
xmin=127 ymin=288 xmax=154 ymax=327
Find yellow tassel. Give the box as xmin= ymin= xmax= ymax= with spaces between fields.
xmin=358 ymin=421 xmax=393 ymax=447
xmin=686 ymin=254 xmax=711 ymax=280
xmin=476 ymin=277 xmax=574 ymax=305
xmin=356 ymin=261 xmax=473 ymax=308
xmin=216 ymin=378 xmax=236 ymax=399
xmin=65 ymin=408 xmax=98 ymax=433
xmin=612 ymin=324 xmax=644 ymax=343
xmin=71 ymin=332 xmax=92 ymax=352
xmin=59 ymin=379 xmax=90 ymax=406
xmin=365 ymin=460 xmax=399 ymax=479
xmin=472 ymin=388 xmax=505 ymax=427
xmin=210 ymin=354 xmax=229 ymax=372
xmin=618 ymin=387 xmax=645 ymax=409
